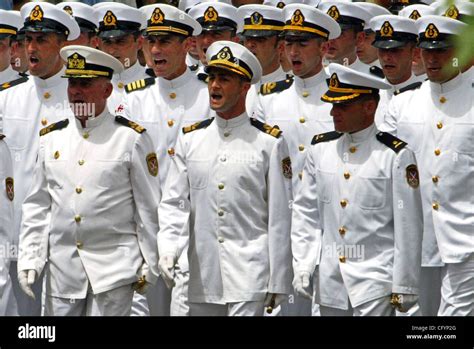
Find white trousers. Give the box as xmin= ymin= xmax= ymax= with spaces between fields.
xmin=319 ymin=296 xmax=395 ymax=316
xmin=398 ymin=266 xmax=442 ymax=316
xmin=9 ymin=261 xmax=42 ymax=315
xmin=130 ymin=292 xmax=150 ymax=316
xmin=438 ymin=255 xmax=474 ymax=316
xmin=170 ymin=267 xmax=189 ymax=316
xmin=0 ymin=275 xmax=18 ymax=316
xmin=44 ymin=283 xmax=134 ymax=316
xmin=189 ymin=301 xmax=265 ymax=316
xmin=267 ymin=292 xmax=312 ymax=316
xmin=130 ymin=276 xmax=172 ymax=316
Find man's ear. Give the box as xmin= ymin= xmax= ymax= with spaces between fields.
xmin=241 ymin=80 xmax=251 ymax=95
xmin=136 ymin=35 xmax=144 ymax=51
xmin=356 ymin=31 xmax=364 ymax=48
xmin=91 ymin=35 xmax=100 ymax=49
xmin=277 ymin=39 xmax=285 ymax=55
xmin=231 ymin=34 xmax=240 ymax=43
xmin=363 ymin=98 xmax=377 ymax=116
xmin=104 ymin=80 xmax=113 ymax=99
xmin=320 ymin=40 xmax=329 ymax=56
xmin=412 ymin=47 xmax=422 ymax=63
xmin=183 ymin=36 xmax=192 ymax=53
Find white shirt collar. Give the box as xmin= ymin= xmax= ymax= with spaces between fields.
xmin=294 ymin=68 xmax=328 ymax=89
xmin=346 ymin=123 xmax=376 ymax=144
xmin=158 ymin=68 xmax=193 ymax=90
xmin=74 ymin=108 xmax=111 ymax=130
xmin=386 ymin=73 xmax=425 ymax=92
xmin=215 ymin=112 xmax=248 ymax=129
xmin=32 ymin=66 xmax=66 ymax=89
xmin=429 ymin=72 xmax=464 ymax=94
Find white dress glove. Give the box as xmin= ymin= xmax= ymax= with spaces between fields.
xmin=292 ymin=271 xmax=312 ymax=300
xmin=158 ymin=255 xmax=176 ymax=289
xmin=18 ymin=270 xmax=37 ymax=300
xmin=390 ymin=293 xmax=419 ymax=313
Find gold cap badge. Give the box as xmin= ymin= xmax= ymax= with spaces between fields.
xmin=409 ymin=10 xmax=421 ymax=20
xmin=67 ymin=52 xmax=86 ymax=70
xmin=29 ymin=5 xmax=44 ymax=22
xmin=327 ymin=5 xmax=340 ymax=21
xmin=290 ymin=9 xmax=304 ymax=26
xmin=63 ymin=5 xmax=73 ymax=16
xmin=216 ymin=46 xmax=232 ymax=61
xmin=380 ymin=21 xmax=394 ymax=37
xmin=329 ymin=73 xmax=340 ymax=89
xmin=204 ymin=6 xmax=218 ymax=23
xmin=424 ymin=23 xmax=439 ymax=39
xmin=444 ymin=5 xmax=459 ymax=19
xmin=103 ymin=10 xmax=117 ymax=27
xmin=250 ymin=12 xmax=263 ymax=25
xmin=151 ymin=7 xmax=165 ymax=24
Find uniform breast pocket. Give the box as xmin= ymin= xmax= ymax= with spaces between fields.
xmin=3 ymin=116 xmax=30 ymax=151
xmin=188 ymin=159 xmax=209 ymax=190
xmin=356 ymin=176 xmax=389 ymax=210
xmin=97 ymin=160 xmax=127 ymax=189
xmin=451 ymin=122 xmax=474 ymax=154
xmin=316 ymin=169 xmax=335 ymax=204
xmin=398 ymin=121 xmax=424 ymax=153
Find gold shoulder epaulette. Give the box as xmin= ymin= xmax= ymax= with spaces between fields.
xmin=125 ymin=77 xmax=155 ymax=93
xmin=39 ymin=119 xmax=69 ymax=137
xmin=250 ymin=118 xmax=282 ymax=138
xmin=182 ymin=118 xmax=214 ymax=134
xmin=260 ymin=77 xmax=294 ymax=95
xmin=376 ymin=131 xmax=407 ymax=153
xmin=0 ymin=75 xmax=28 ymax=92
xmin=393 ymin=81 xmax=423 ymax=96
xmin=311 ymin=131 xmax=343 ymax=145
xmin=115 ymin=115 xmax=146 ymax=133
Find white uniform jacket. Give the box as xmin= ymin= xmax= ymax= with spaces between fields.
xmin=383 ymin=73 xmax=474 ymax=265
xmin=0 ymin=136 xmax=14 ymax=298
xmin=0 ymin=67 xmax=73 ymax=245
xmin=245 ymin=66 xmax=287 ymax=118
xmin=253 ymin=69 xmax=334 ymax=195
xmin=0 ymin=66 xmax=21 ymax=85
xmin=375 ymin=73 xmax=425 ymax=128
xmin=158 ymin=113 xmax=293 ymax=303
xmin=108 ymin=61 xmax=148 ymax=113
xmin=291 ymin=125 xmax=423 ymax=309
xmin=118 ymin=67 xmax=213 ymax=187
xmin=18 ymin=111 xmax=161 ymax=298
